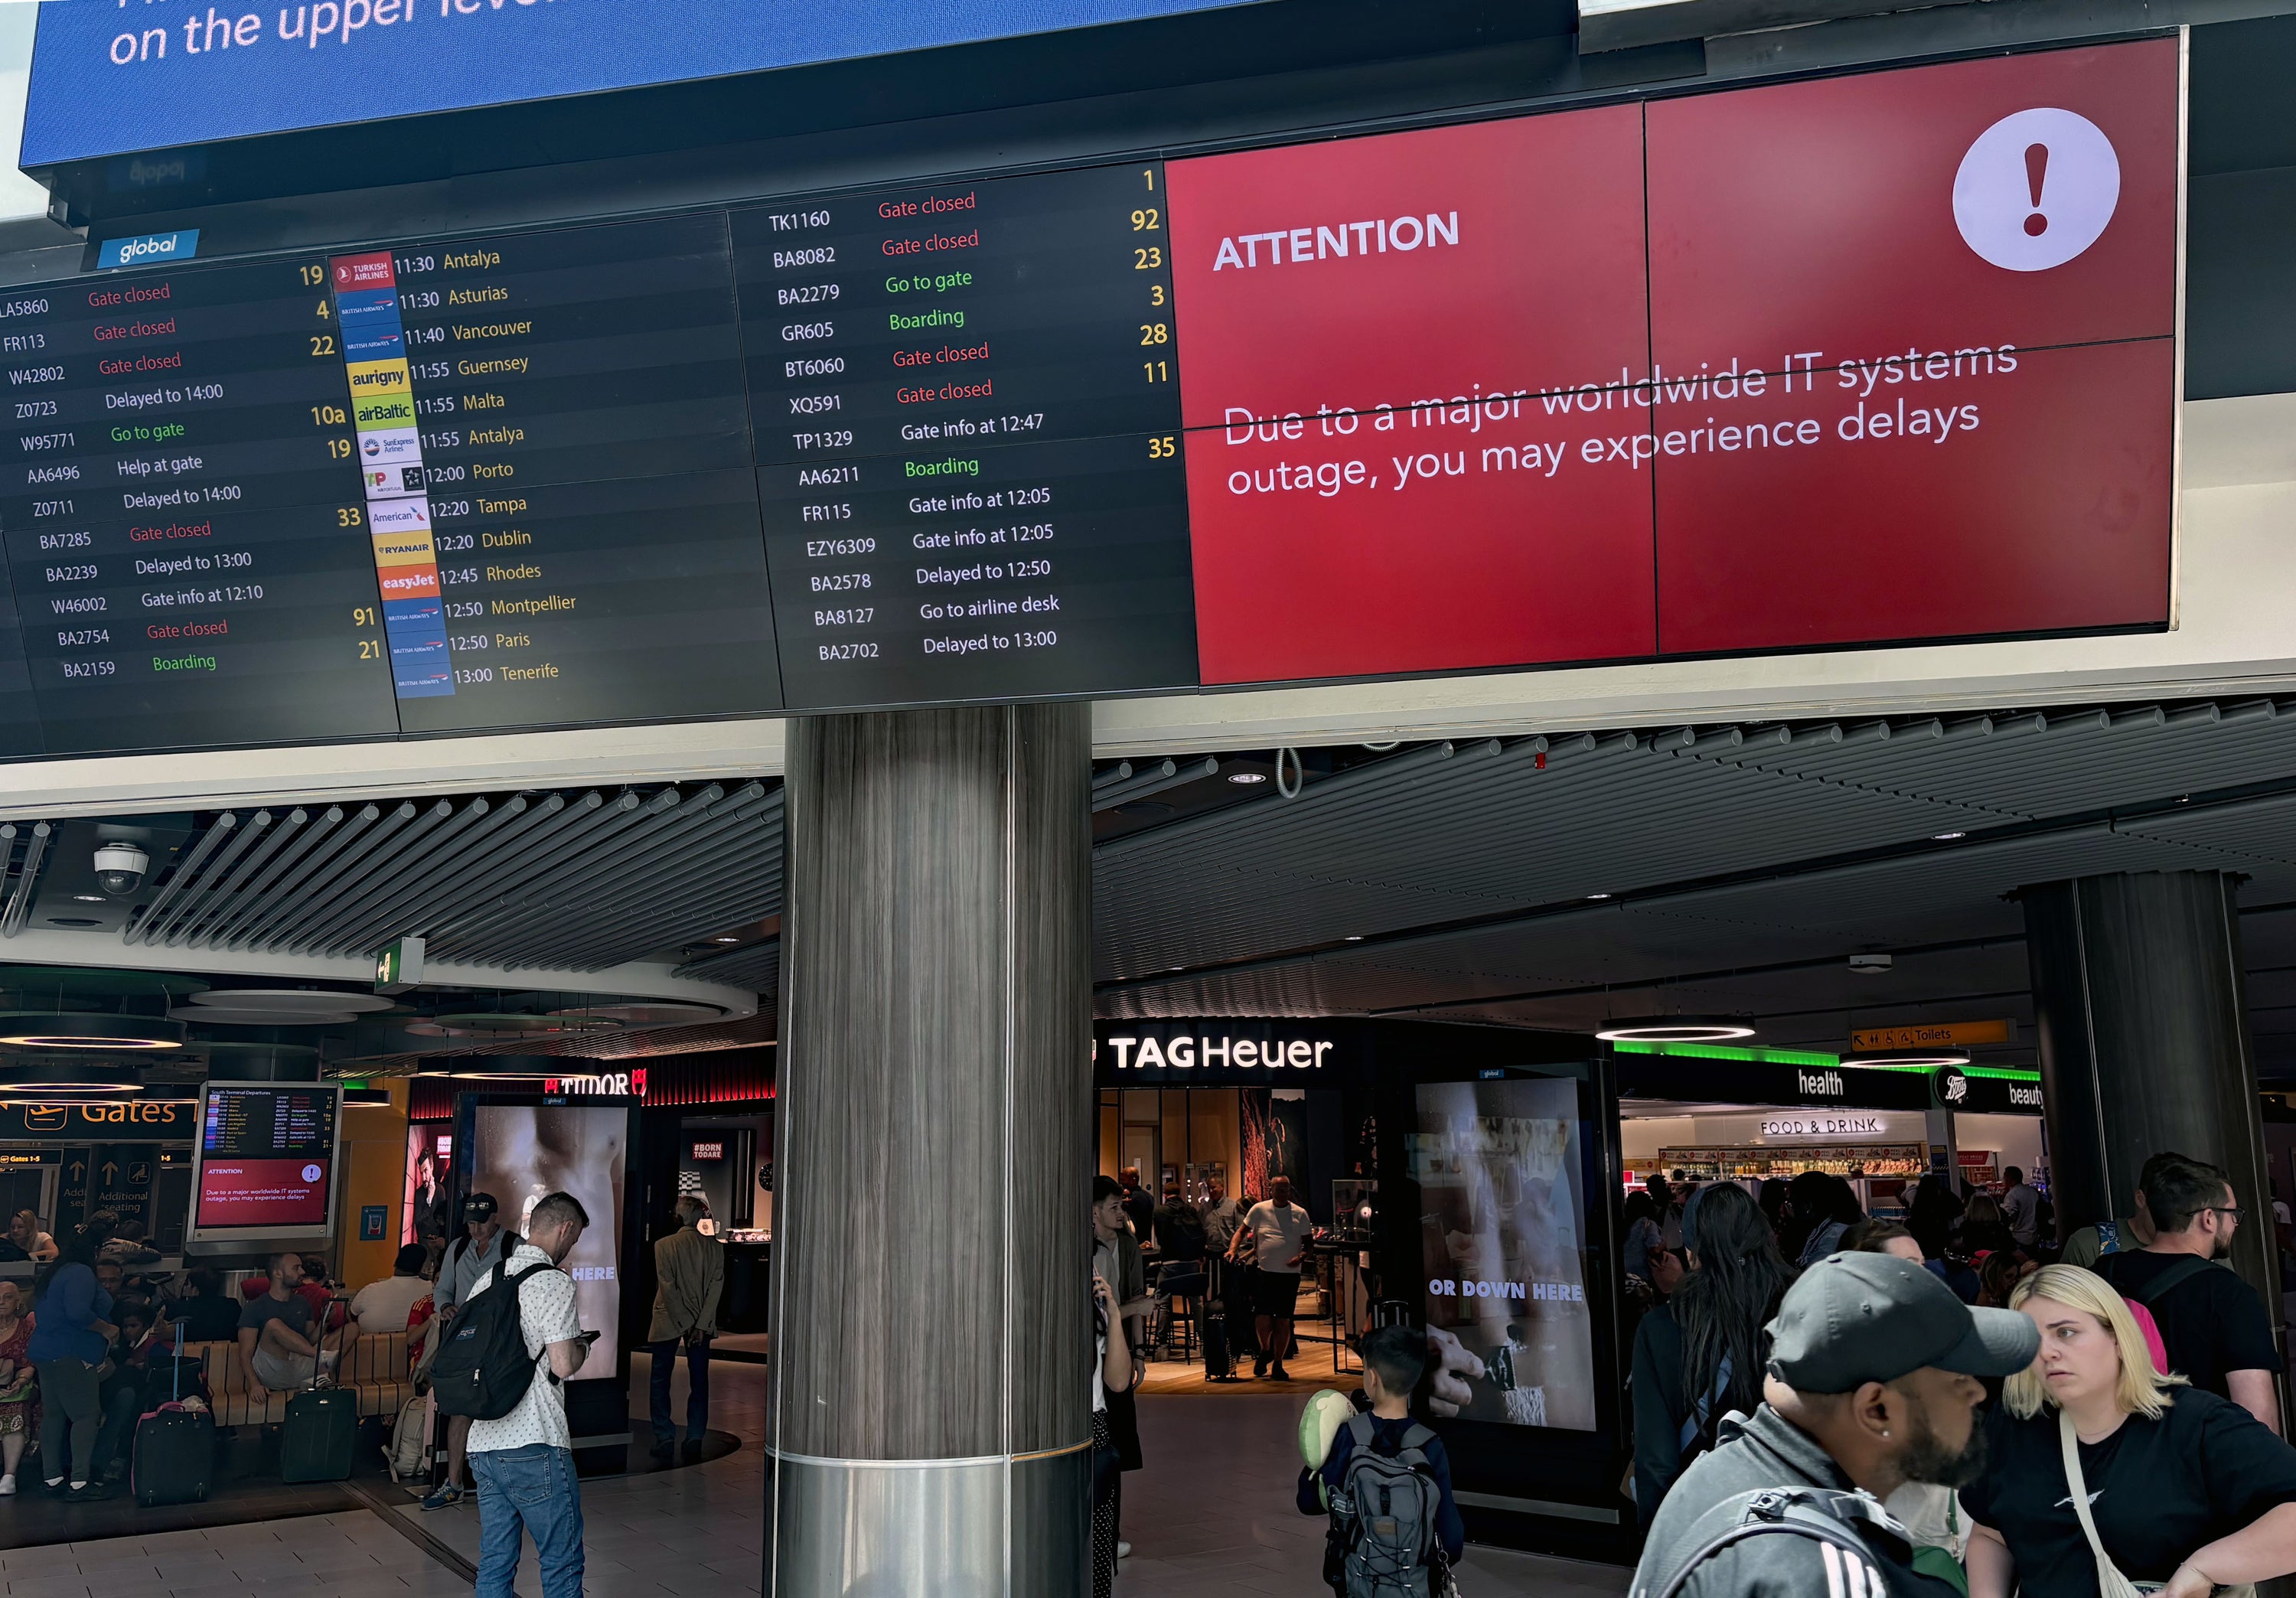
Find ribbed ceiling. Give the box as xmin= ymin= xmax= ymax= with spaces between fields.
xmin=1091 ymin=696 xmax=2296 ymax=1074
xmin=85 ymin=781 xmax=784 ymax=973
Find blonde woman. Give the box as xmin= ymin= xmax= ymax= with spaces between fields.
xmin=1963 ymin=1264 xmax=2296 ymax=1598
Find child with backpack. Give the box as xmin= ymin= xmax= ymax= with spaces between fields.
xmin=1296 ymin=1324 xmax=1466 ymax=1597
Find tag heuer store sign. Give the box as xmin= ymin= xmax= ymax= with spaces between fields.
xmin=0 ymin=1101 xmax=196 ymax=1140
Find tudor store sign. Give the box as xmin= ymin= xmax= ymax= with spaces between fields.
xmin=544 ymin=1068 xmax=647 ymax=1097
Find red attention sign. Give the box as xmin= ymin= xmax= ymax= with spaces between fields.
xmin=1166 ymin=41 xmax=2177 ymax=685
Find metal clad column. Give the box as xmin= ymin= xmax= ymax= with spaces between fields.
xmin=2021 ymin=870 xmax=2280 ymax=1311
xmin=768 ymin=705 xmax=1093 ymax=1596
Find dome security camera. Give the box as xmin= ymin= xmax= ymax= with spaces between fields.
xmin=93 ymin=843 xmax=148 ymax=898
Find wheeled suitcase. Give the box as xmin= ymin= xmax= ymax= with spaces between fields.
xmin=280 ymin=1343 xmax=357 ymax=1483
xmin=132 ymin=1325 xmax=215 ymax=1507
xmin=1202 ymin=1313 xmax=1235 ymax=1381
xmin=1229 ymin=1267 xmax=1261 ymax=1359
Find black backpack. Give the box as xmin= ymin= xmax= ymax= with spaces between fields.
xmin=430 ymin=1258 xmax=558 ymax=1420
xmin=1635 ymin=1488 xmax=1906 ymax=1598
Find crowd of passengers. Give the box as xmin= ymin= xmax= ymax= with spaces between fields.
xmin=0 ymin=1207 xmax=437 ymax=1500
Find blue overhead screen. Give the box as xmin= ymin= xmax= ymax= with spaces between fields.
xmin=21 ymin=0 xmax=1263 ymax=166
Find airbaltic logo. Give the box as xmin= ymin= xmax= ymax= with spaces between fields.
xmin=1106 ymin=1034 xmax=1332 ymax=1071
xmin=1211 ymin=213 xmax=1459 ymax=271
xmin=544 ymin=1068 xmax=647 ymax=1097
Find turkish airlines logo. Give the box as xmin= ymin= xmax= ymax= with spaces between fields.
xmin=1954 ymin=108 xmax=2120 ymax=272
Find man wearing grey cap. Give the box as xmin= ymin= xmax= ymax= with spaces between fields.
xmin=1632 ymin=1251 xmax=2042 ymax=1598
xmin=422 ymin=1192 xmax=517 ymax=1512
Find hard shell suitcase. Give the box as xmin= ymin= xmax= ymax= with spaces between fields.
xmin=280 ymin=1342 xmax=357 ymax=1484
xmin=132 ymin=1325 xmax=214 ymax=1507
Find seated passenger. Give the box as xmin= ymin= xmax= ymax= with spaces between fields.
xmin=239 ymin=1252 xmax=355 ymax=1407
xmin=350 ymin=1244 xmax=435 ymax=1335
xmin=93 ymin=1297 xmax=160 ymax=1482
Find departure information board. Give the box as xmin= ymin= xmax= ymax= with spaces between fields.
xmin=737 ymin=165 xmax=1196 ymax=709
xmin=0 ymin=42 xmax=2177 ymax=758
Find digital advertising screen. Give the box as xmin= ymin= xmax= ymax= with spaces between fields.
xmin=187 ymin=1081 xmax=341 ymax=1244
xmin=463 ymin=1103 xmax=629 ymax=1374
xmin=0 ymin=39 xmax=2180 ymax=760
xmin=1408 ymin=1077 xmax=1595 ymax=1431
xmin=403 ymin=1123 xmax=454 ymax=1247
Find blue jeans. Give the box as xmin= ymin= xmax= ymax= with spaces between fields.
xmin=470 ymin=1443 xmax=584 ymax=1598
xmin=647 ymin=1336 xmax=710 ymax=1449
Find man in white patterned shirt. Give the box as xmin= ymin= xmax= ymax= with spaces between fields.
xmin=465 ymin=1191 xmax=591 ymax=1598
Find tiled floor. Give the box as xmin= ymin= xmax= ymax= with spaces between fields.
xmin=0 ymin=1509 xmax=476 ymax=1598
xmin=0 ymin=1350 xmax=1629 ymax=1597
xmin=1120 ymin=1392 xmax=1629 ymax=1598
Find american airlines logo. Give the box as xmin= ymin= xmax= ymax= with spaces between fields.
xmin=543 ymin=1068 xmax=646 ymax=1097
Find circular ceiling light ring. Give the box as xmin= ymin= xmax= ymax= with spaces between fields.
xmin=0 ymin=1014 xmax=185 ymax=1050
xmin=1593 ymin=1017 xmax=1757 ymax=1043
xmin=0 ymin=1062 xmax=145 ymax=1094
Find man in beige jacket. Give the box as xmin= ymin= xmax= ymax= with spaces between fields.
xmin=647 ymin=1195 xmax=722 ymax=1466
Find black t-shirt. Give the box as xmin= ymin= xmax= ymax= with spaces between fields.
xmin=1962 ymin=1391 xmax=2296 ymax=1594
xmin=2095 ymin=1251 xmax=2278 ymax=1398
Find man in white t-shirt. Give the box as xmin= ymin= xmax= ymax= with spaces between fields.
xmin=348 ymin=1244 xmax=434 ymax=1337
xmin=1238 ymin=1176 xmax=1313 ymax=1381
xmin=465 ymin=1191 xmax=590 ymax=1598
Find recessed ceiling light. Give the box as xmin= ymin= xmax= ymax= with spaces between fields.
xmin=1932 ymin=832 xmax=1966 ymax=841
xmin=1344 ymin=935 xmax=1364 ymax=942
xmin=1228 ymin=771 xmax=1267 ymax=784
xmin=1593 ymin=1016 xmax=1756 ymax=1043
xmin=1587 ymin=892 xmax=1612 ymax=900
xmin=715 ymin=936 xmax=741 ymax=944
xmin=70 ymin=895 xmax=104 ymax=904
xmin=1169 ymin=966 xmax=1186 ymax=973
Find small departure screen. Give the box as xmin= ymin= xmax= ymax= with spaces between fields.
xmin=194 ymin=1082 xmax=339 ymax=1230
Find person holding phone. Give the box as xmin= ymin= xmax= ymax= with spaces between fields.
xmin=1091 ymin=1269 xmax=1133 ymax=1598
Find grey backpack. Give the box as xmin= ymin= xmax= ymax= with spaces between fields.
xmin=1330 ymin=1414 xmax=1443 ymax=1598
